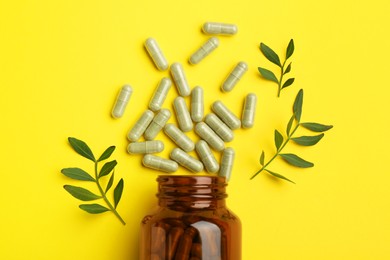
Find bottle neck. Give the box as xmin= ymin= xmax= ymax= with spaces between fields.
xmin=157 ymin=175 xmax=227 ymax=211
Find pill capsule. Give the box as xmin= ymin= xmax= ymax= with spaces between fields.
xmin=202 ymin=22 xmax=238 ymax=35
xmin=242 ymin=93 xmax=257 ymax=129
xmin=189 ymin=37 xmax=219 ymax=65
xmin=149 ymin=77 xmax=172 ymax=112
xmin=211 ymin=101 xmax=241 ymax=130
xmin=111 ymin=85 xmax=132 ymax=118
xmin=219 ymin=147 xmax=235 ymax=181
xmin=170 ymin=148 xmax=204 ymax=173
xmin=204 ymin=113 xmax=234 ymax=142
xmin=164 ymin=123 xmax=195 ymax=152
xmin=221 ymin=62 xmax=248 ymax=92
xmin=127 ymin=109 xmax=154 ymax=142
xmin=142 ymin=154 xmax=178 ymax=173
xmin=144 ymin=37 xmax=169 ymax=71
xmin=144 ymin=109 xmax=171 ymax=140
xmin=127 ymin=140 xmax=164 ymax=154
xmin=195 ymin=140 xmax=219 ymax=173
xmin=173 ymin=96 xmax=193 ymax=132
xmin=194 ymin=122 xmax=225 ymax=152
xmin=191 ymin=86 xmax=204 ymax=123
xmin=170 ymin=62 xmax=191 ymax=97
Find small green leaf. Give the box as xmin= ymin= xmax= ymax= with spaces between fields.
xmin=260 ymin=42 xmax=282 ymax=67
xmin=260 ymin=151 xmax=265 ymax=166
xmin=68 ymin=137 xmax=96 ymax=162
xmin=258 ymin=67 xmax=279 ymax=83
xmin=279 ymin=153 xmax=314 ymax=168
xmin=293 ymin=89 xmax=304 ymax=122
xmin=61 ymin=168 xmax=95 ymax=182
xmin=282 ymin=78 xmax=295 ymax=89
xmin=99 ymin=160 xmax=117 ymax=178
xmin=286 ymin=39 xmax=294 ymax=60
xmin=98 ymin=146 xmax=115 ymax=162
xmin=301 ymin=122 xmax=333 ymax=132
xmin=265 ymin=169 xmax=295 ymax=184
xmin=63 ymin=185 xmax=101 ymax=201
xmin=284 ymin=62 xmax=292 ymax=74
xmin=79 ymin=204 xmax=109 ymax=214
xmin=292 ymin=134 xmax=324 ymax=146
xmin=274 ymin=130 xmax=284 ymax=150
xmin=113 ymin=179 xmax=124 ymax=209
xmin=286 ymin=115 xmax=295 ymax=136
xmin=105 ymin=171 xmax=115 ymax=193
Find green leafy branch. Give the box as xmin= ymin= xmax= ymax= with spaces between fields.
xmin=61 ymin=137 xmax=126 ymax=225
xmin=258 ymin=39 xmax=295 ymax=97
xmin=250 ymin=89 xmax=333 ymax=183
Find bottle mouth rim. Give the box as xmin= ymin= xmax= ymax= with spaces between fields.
xmin=157 ymin=175 xmax=228 ymax=201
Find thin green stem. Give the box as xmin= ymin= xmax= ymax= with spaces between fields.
xmin=94 ymin=162 xmax=126 ymax=225
xmin=277 ymin=60 xmax=287 ymax=97
xmin=250 ymin=122 xmax=300 ymax=180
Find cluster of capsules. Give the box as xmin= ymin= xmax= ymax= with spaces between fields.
xmin=111 ymin=22 xmax=257 ymax=181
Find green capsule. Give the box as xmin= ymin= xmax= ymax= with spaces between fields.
xmin=173 ymin=97 xmax=193 ymax=132
xmin=221 ymin=62 xmax=248 ymax=92
xmin=142 ymin=154 xmax=178 ymax=173
xmin=219 ymin=147 xmax=235 ymax=181
xmin=242 ymin=93 xmax=257 ymax=129
xmin=211 ymin=101 xmax=241 ymax=130
xmin=195 ymin=140 xmax=219 ymax=173
xmin=164 ymin=123 xmax=195 ymax=152
xmin=149 ymin=77 xmax=172 ymax=112
xmin=111 ymin=85 xmax=133 ymax=118
xmin=170 ymin=62 xmax=191 ymax=97
xmin=204 ymin=113 xmax=234 ymax=142
xmin=127 ymin=140 xmax=164 ymax=154
xmin=191 ymin=86 xmax=204 ymax=123
xmin=144 ymin=109 xmax=171 ymax=140
xmin=127 ymin=109 xmax=154 ymax=142
xmin=202 ymin=22 xmax=238 ymax=35
xmin=189 ymin=37 xmax=219 ymax=65
xmin=194 ymin=122 xmax=225 ymax=152
xmin=144 ymin=38 xmax=169 ymax=71
xmin=170 ymin=148 xmax=204 ymax=173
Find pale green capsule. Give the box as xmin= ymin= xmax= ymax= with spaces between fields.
xmin=173 ymin=96 xmax=193 ymax=132
xmin=204 ymin=113 xmax=234 ymax=142
xmin=127 ymin=140 xmax=164 ymax=154
xmin=111 ymin=85 xmax=133 ymax=118
xmin=211 ymin=101 xmax=241 ymax=130
xmin=194 ymin=122 xmax=225 ymax=152
xmin=142 ymin=154 xmax=178 ymax=173
xmin=170 ymin=62 xmax=191 ymax=97
xmin=127 ymin=109 xmax=154 ymax=142
xmin=219 ymin=147 xmax=235 ymax=181
xmin=144 ymin=38 xmax=169 ymax=71
xmin=242 ymin=93 xmax=257 ymax=129
xmin=170 ymin=148 xmax=204 ymax=173
xmin=164 ymin=123 xmax=195 ymax=152
xmin=221 ymin=62 xmax=248 ymax=92
xmin=149 ymin=77 xmax=172 ymax=112
xmin=191 ymin=86 xmax=204 ymax=123
xmin=189 ymin=37 xmax=219 ymax=65
xmin=195 ymin=140 xmax=219 ymax=173
xmin=144 ymin=109 xmax=171 ymax=140
xmin=202 ymin=22 xmax=238 ymax=35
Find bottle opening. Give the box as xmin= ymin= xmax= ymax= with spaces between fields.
xmin=157 ymin=175 xmax=228 ymax=210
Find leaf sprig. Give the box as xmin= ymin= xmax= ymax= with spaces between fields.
xmin=61 ymin=137 xmax=126 ymax=225
xmin=250 ymin=89 xmax=333 ymax=183
xmin=258 ymin=39 xmax=295 ymax=97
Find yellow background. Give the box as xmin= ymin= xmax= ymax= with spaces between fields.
xmin=1 ymin=0 xmax=389 ymax=259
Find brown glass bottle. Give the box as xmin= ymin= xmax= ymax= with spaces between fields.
xmin=140 ymin=175 xmax=241 ymax=260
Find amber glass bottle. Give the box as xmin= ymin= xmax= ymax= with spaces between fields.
xmin=140 ymin=175 xmax=241 ymax=260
